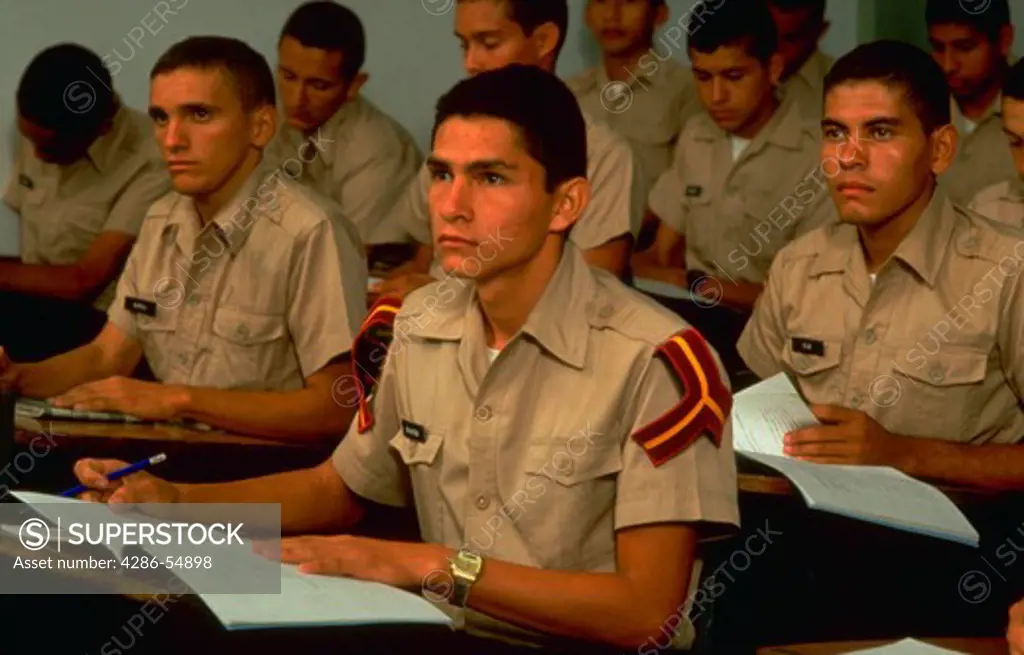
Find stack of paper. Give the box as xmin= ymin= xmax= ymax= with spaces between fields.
xmin=845 ymin=638 xmax=970 ymax=653
xmin=733 ymin=374 xmax=980 ymax=547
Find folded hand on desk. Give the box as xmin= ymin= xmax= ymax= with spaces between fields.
xmin=254 ymin=535 xmax=449 ymax=591
xmin=1010 ymin=598 xmax=1024 ymax=655
xmin=783 ymin=404 xmax=913 ymax=468
xmin=71 ymin=457 xmax=180 ymax=504
xmin=50 ymin=376 xmax=189 ymax=421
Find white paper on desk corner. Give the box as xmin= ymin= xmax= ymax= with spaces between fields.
xmin=9 ymin=490 xmax=135 ymax=557
xmin=732 ymin=372 xmax=819 ymax=456
xmin=845 ymin=637 xmax=970 ymax=653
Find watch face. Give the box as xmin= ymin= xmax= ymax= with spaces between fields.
xmin=455 ymin=549 xmax=484 ymax=574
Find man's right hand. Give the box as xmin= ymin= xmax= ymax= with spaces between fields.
xmin=72 ymin=458 xmax=180 ymax=504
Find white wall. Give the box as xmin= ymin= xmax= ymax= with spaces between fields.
xmin=0 ymin=0 xmax=898 ymax=253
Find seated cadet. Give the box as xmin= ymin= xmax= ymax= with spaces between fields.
xmin=68 ymin=65 xmax=739 ymax=653
xmin=0 ymin=37 xmax=367 ymax=441
xmin=927 ymin=0 xmax=1017 ymax=205
xmin=766 ymin=0 xmax=833 ymax=119
xmin=0 ymin=44 xmax=170 ymax=362
xmin=1011 ymin=599 xmax=1024 ymax=653
xmin=380 ymin=0 xmax=645 ymax=295
xmin=566 ymin=0 xmax=700 ymax=193
xmin=971 ymin=58 xmax=1024 ymax=227
xmin=265 ymin=1 xmax=422 ymax=247
xmin=738 ymin=40 xmax=1024 ymax=492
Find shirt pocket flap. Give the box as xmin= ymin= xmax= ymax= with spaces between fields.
xmin=894 ymin=348 xmax=988 ymax=387
xmin=135 ymin=310 xmax=176 ymax=333
xmin=781 ymin=338 xmax=843 ymax=376
xmin=388 ymin=429 xmax=445 ymax=466
xmin=212 ymin=308 xmax=287 ymax=345
xmin=525 ymin=436 xmax=623 ymax=487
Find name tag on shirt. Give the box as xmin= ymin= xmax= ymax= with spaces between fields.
xmin=685 ymin=185 xmax=703 ymax=198
xmin=401 ymin=420 xmax=426 ymax=442
xmin=124 ymin=297 xmax=157 ymax=317
xmin=791 ymin=337 xmax=825 ymax=357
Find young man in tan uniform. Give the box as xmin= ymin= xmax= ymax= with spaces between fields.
xmin=265 ymin=1 xmax=421 ymax=246
xmin=380 ymin=0 xmax=645 ymax=296
xmin=971 ymin=58 xmax=1024 ymax=227
xmin=0 ymin=37 xmax=366 ymax=442
xmin=0 ymin=44 xmax=170 ymax=361
xmin=767 ymin=0 xmax=833 ymax=119
xmin=739 ymin=40 xmax=1024 ymax=491
xmin=567 ymin=0 xmax=700 ymax=193
xmin=68 ymin=65 xmax=739 ymax=654
xmin=927 ymin=0 xmax=1016 ymax=205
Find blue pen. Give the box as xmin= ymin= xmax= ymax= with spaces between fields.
xmin=61 ymin=453 xmax=168 ymax=498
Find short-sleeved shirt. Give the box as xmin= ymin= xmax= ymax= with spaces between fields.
xmin=379 ymin=111 xmax=645 ymax=251
xmin=941 ymin=94 xmax=1016 ymax=206
xmin=566 ymin=57 xmax=700 ymax=193
xmin=107 ymin=162 xmax=367 ymax=390
xmin=779 ymin=50 xmax=834 ymax=121
xmin=264 ymin=96 xmax=422 ymax=245
xmin=738 ymin=189 xmax=1024 ymax=445
xmin=332 ymin=243 xmax=739 ymax=648
xmin=970 ymin=179 xmax=1024 ymax=229
xmin=2 ymin=105 xmax=171 ymax=310
xmin=648 ymin=98 xmax=835 ymax=284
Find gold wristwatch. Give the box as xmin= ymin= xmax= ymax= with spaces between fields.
xmin=449 ymin=548 xmax=484 ymax=607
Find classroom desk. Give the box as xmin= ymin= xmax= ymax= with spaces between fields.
xmin=756 ymin=637 xmax=1008 ymax=654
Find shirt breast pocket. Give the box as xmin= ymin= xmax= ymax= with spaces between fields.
xmin=43 ymin=203 xmax=109 ymax=262
xmin=135 ymin=312 xmax=177 ymax=380
xmin=518 ymin=435 xmax=623 ymax=569
xmin=388 ymin=429 xmax=446 ymax=542
xmin=211 ymin=307 xmax=289 ymax=389
xmin=780 ymin=337 xmax=844 ymax=404
xmin=889 ymin=347 xmax=989 ymax=437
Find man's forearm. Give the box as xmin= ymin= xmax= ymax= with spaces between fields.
xmin=900 ymin=438 xmax=1024 ymax=491
xmin=177 ymin=383 xmax=355 ymax=441
xmin=0 ymin=259 xmax=95 ymax=301
xmin=15 ymin=343 xmax=116 ymax=398
xmin=178 ymin=460 xmax=364 ymax=535
xmin=719 ymin=280 xmax=764 ymax=311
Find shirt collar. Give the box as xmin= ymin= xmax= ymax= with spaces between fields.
xmin=403 ymin=243 xmax=594 ymax=369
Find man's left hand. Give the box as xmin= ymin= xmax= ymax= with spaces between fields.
xmin=261 ymin=535 xmax=449 ymax=590
xmin=785 ymin=404 xmax=913 ymax=467
xmin=51 ymin=377 xmax=189 ymax=421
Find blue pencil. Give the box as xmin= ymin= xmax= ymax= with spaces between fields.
xmin=60 ymin=453 xmax=168 ymax=498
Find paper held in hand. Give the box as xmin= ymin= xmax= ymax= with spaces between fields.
xmin=733 ymin=373 xmax=979 ymax=547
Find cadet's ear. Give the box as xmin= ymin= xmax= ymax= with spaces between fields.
xmin=549 ymin=177 xmax=590 ymax=236
xmin=930 ymin=123 xmax=957 ymax=177
xmin=250 ymin=103 xmax=277 ymax=149
xmin=345 ymin=72 xmax=368 ymax=101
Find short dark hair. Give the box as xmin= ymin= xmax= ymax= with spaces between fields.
xmin=280 ymin=1 xmax=366 ymax=81
xmin=767 ymin=0 xmax=826 ymax=23
xmin=1004 ymin=58 xmax=1024 ymax=101
xmin=151 ymin=36 xmax=276 ymax=111
xmin=461 ymin=0 xmax=569 ymax=62
xmin=432 ymin=64 xmax=587 ymax=193
xmin=925 ymin=0 xmax=1011 ymax=40
xmin=824 ymin=40 xmax=951 ymax=134
xmin=17 ymin=43 xmax=116 ymax=135
xmin=688 ymin=0 xmax=779 ymax=64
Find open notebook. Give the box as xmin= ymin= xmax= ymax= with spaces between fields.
xmin=9 ymin=491 xmax=453 ymax=630
xmin=842 ymin=638 xmax=971 ymax=654
xmin=733 ymin=374 xmax=979 ymax=547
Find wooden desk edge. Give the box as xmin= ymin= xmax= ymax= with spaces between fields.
xmin=15 ymin=417 xmax=308 ymax=448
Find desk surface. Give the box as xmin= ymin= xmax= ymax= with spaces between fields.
xmin=15 ymin=416 xmax=303 ymax=448
xmin=757 ymin=637 xmax=1007 ymax=654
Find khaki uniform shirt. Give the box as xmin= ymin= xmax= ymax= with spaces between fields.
xmin=566 ymin=57 xmax=700 ymax=193
xmin=738 ymin=190 xmax=1024 ymax=445
xmin=108 ymin=163 xmax=367 ymax=390
xmin=942 ymin=94 xmax=1016 ymax=206
xmin=332 ymin=243 xmax=739 ymax=648
xmin=648 ymin=99 xmax=835 ymax=284
xmin=970 ymin=180 xmax=1024 ymax=228
xmin=779 ymin=50 xmax=833 ymax=121
xmin=378 ymin=111 xmax=646 ymax=250
xmin=264 ymin=96 xmax=422 ymax=245
xmin=2 ymin=106 xmax=171 ymax=310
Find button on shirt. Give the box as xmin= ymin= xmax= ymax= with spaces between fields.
xmin=379 ymin=111 xmax=646 ymax=251
xmin=738 ymin=189 xmax=1024 ymax=444
xmin=970 ymin=179 xmax=1024 ymax=229
xmin=264 ymin=96 xmax=422 ymax=245
xmin=566 ymin=57 xmax=700 ymax=193
xmin=2 ymin=106 xmax=171 ymax=310
xmin=648 ymin=99 xmax=835 ymax=284
xmin=107 ymin=164 xmax=367 ymax=390
xmin=942 ymin=95 xmax=1016 ymax=206
xmin=332 ymin=243 xmax=739 ymax=648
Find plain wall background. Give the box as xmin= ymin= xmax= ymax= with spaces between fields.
xmin=0 ymin=0 xmax=1015 ymax=253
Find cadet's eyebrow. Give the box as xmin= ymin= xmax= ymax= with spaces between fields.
xmin=425 ymin=157 xmax=518 ymax=172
